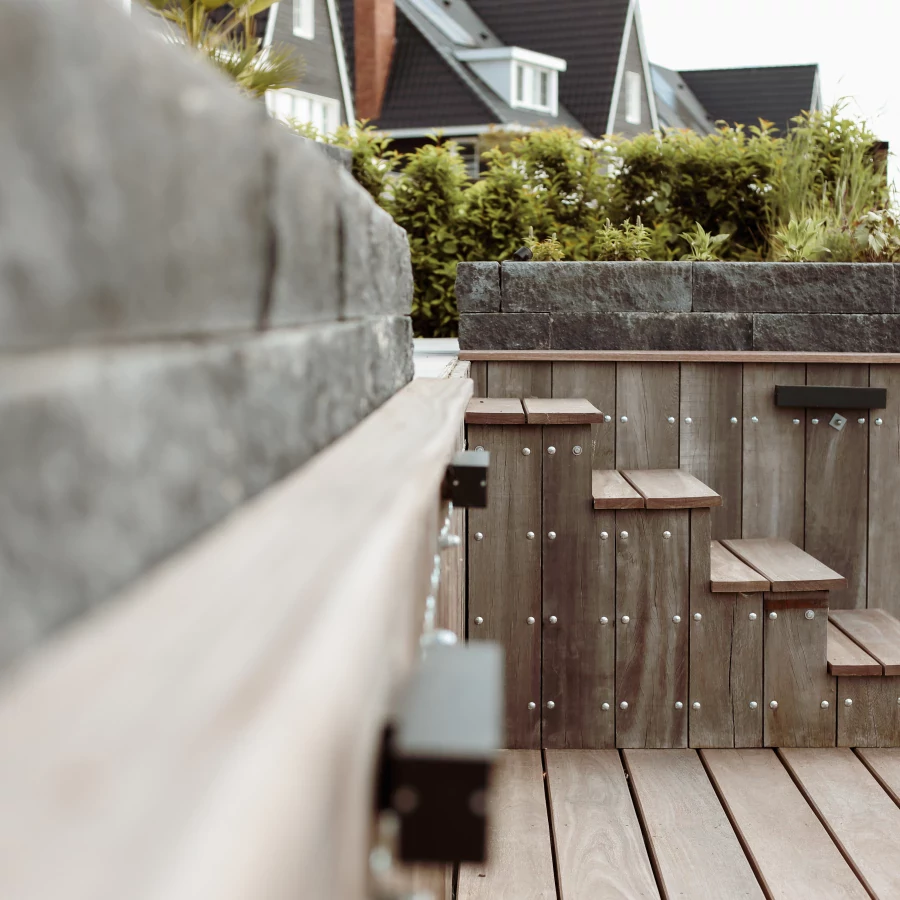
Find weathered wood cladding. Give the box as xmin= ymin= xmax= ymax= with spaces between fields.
xmin=476 ymin=360 xmax=897 ymax=614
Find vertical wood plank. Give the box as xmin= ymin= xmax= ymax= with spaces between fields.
xmin=437 ymin=418 xmax=466 ymax=639
xmin=764 ymin=600 xmax=836 ymax=747
xmin=690 ymin=502 xmax=762 ymax=747
xmin=408 ymin=865 xmax=453 ymax=900
xmin=623 ymin=750 xmax=764 ymax=899
xmin=546 ymin=750 xmax=660 ymax=900
xmin=615 ymin=363 xmax=679 ymax=469
xmin=468 ymin=425 xmax=542 ymax=748
xmin=741 ymin=364 xmax=806 ymax=545
xmin=868 ymin=365 xmax=900 ymax=615
xmin=837 ymin=676 xmax=900 ymax=747
xmin=551 ymin=362 xmax=616 ymax=470
xmin=702 ymin=749 xmax=870 ymax=900
xmin=458 ymin=752 xmax=556 ymax=900
xmin=805 ymin=364 xmax=869 ymax=609
xmin=470 ymin=361 xmax=487 ymax=398
xmin=680 ymin=364 xmax=743 ymax=539
xmin=542 ymin=425 xmax=613 ymax=749
xmin=487 ymin=362 xmax=552 ymax=399
xmin=616 ymin=509 xmax=689 ymax=748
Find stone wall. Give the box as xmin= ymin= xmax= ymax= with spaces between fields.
xmin=457 ymin=261 xmax=900 ymax=351
xmin=0 ymin=0 xmax=413 ymax=669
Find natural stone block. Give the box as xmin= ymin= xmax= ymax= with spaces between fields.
xmin=0 ymin=0 xmax=270 ymax=349
xmin=266 ymin=122 xmax=343 ymax=326
xmin=753 ymin=314 xmax=900 ymax=352
xmin=0 ymin=318 xmax=412 ymax=670
xmin=550 ymin=313 xmax=753 ymax=350
xmin=338 ymin=167 xmax=379 ymax=318
xmin=458 ymin=313 xmax=550 ymax=350
xmin=502 ymin=261 xmax=692 ymax=313
xmin=693 ymin=263 xmax=895 ymax=313
xmin=371 ymin=205 xmax=414 ymax=317
xmin=456 ymin=262 xmax=501 ymax=313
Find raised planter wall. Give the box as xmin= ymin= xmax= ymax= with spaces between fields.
xmin=457 ymin=261 xmax=900 ymax=351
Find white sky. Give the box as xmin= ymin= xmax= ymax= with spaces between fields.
xmin=639 ymin=0 xmax=900 ymax=197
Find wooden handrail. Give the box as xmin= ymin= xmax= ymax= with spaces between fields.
xmin=0 ymin=377 xmax=472 ymax=900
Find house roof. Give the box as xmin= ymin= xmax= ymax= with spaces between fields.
xmin=465 ymin=0 xmax=631 ymax=137
xmin=679 ymin=64 xmax=820 ymax=132
xmin=650 ymin=64 xmax=716 ymax=134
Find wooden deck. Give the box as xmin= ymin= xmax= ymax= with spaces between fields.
xmin=459 ymin=748 xmax=900 ymax=899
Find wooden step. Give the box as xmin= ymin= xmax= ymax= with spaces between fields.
xmin=591 ymin=470 xmax=644 ymax=509
xmin=709 ymin=541 xmax=770 ymax=593
xmin=620 ymin=469 xmax=721 ymax=509
xmin=829 ymin=610 xmax=900 ymax=676
xmin=721 ymin=538 xmax=846 ymax=593
xmin=827 ymin=621 xmax=882 ymax=676
xmin=522 ymin=398 xmax=604 ymax=424
xmin=465 ymin=397 xmax=526 ymax=424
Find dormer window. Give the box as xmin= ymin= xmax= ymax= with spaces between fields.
xmin=456 ymin=47 xmax=567 ymax=118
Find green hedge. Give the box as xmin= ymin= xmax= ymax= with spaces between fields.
xmin=314 ymin=106 xmax=891 ymax=337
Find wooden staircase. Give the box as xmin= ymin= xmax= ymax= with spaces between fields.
xmin=466 ymin=397 xmax=900 ymax=750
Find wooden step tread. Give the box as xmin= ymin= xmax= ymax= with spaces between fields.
xmin=721 ymin=538 xmax=846 ymax=593
xmin=827 ymin=621 xmax=882 ymax=676
xmin=465 ymin=397 xmax=526 ymax=424
xmin=620 ymin=469 xmax=721 ymax=509
xmin=522 ymin=398 xmax=604 ymax=424
xmin=710 ymin=541 xmax=770 ymax=592
xmin=829 ymin=610 xmax=900 ymax=676
xmin=592 ymin=470 xmax=645 ymax=509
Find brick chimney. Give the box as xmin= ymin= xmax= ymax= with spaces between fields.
xmin=355 ymin=0 xmax=396 ymax=121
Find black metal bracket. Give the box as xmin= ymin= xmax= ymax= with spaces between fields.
xmin=442 ymin=450 xmax=489 ymax=508
xmin=775 ymin=385 xmax=887 ymax=410
xmin=374 ymin=643 xmax=504 ymax=864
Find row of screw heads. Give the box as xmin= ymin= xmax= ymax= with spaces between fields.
xmin=474 ymin=610 xmax=816 ymax=626
xmin=514 ymin=446 xmax=584 ymax=456
xmin=614 ymin=416 xmax=883 ymax=425
xmin=525 ymin=699 xmax=873 ymax=711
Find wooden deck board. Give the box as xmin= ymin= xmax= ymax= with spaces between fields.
xmin=830 ymin=610 xmax=900 ymax=676
xmin=466 ymin=397 xmax=526 ymax=424
xmin=722 ymin=538 xmax=847 ymax=593
xmin=458 ymin=752 xmax=556 ymax=900
xmin=591 ymin=469 xmax=645 ymax=509
xmin=523 ymin=398 xmax=604 ymax=424
xmin=621 ymin=469 xmax=722 ymax=509
xmin=856 ymin=748 xmax=900 ymax=806
xmin=546 ymin=751 xmax=659 ymax=899
xmin=710 ymin=541 xmax=771 ymax=593
xmin=780 ymin=748 xmax=900 ymax=899
xmin=624 ymin=750 xmax=764 ymax=898
xmin=702 ymin=749 xmax=869 ymax=899
xmin=827 ymin=621 xmax=882 ymax=676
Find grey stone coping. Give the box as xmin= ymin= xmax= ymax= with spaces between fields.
xmin=753 ymin=314 xmax=900 ymax=353
xmin=458 ymin=312 xmax=550 ymax=350
xmin=457 ymin=262 xmax=501 ymax=313
xmin=0 ymin=317 xmax=412 ymax=670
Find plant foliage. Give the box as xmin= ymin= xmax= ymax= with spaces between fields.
xmin=590 ymin=218 xmax=652 ymax=261
xmin=524 ymin=227 xmax=566 ymax=261
xmin=680 ymin=223 xmax=731 ymax=261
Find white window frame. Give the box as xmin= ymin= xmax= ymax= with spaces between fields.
xmin=511 ymin=62 xmax=556 ymax=115
xmin=625 ymin=70 xmax=642 ymax=126
xmin=293 ymin=0 xmax=315 ymax=40
xmin=267 ymin=88 xmax=341 ymax=138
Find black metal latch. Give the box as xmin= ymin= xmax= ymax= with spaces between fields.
xmin=442 ymin=450 xmax=489 ymax=508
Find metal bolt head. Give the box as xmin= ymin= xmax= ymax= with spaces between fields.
xmin=749 ymin=701 xmax=758 ymax=710
xmin=528 ymin=701 xmax=537 ymax=710
xmin=858 ymin=417 xmax=866 ymax=425
xmin=621 ymin=615 xmax=630 ymax=624
xmin=692 ymin=701 xmax=701 ymax=710
xmin=769 ymin=611 xmax=778 ymax=620
xmin=526 ymin=531 xmax=535 ymax=540
xmin=546 ymin=701 xmax=555 ymax=710
xmin=749 ymin=612 xmax=758 ymax=621
xmin=548 ymin=531 xmax=557 ymax=540
xmin=668 ymin=416 xmax=676 ymax=424
xmin=730 ymin=416 xmax=738 ymax=424
xmin=602 ymin=702 xmax=611 ymax=711
xmin=821 ymin=700 xmax=830 ymax=709
xmin=600 ymin=616 xmax=609 ymax=625
xmin=526 ymin=616 xmax=535 ymax=625
xmin=474 ymin=445 xmax=485 ymax=452
xmin=770 ymin=700 xmax=779 ymax=710
xmin=845 ymin=698 xmax=853 ymax=707
xmin=805 ymin=609 xmax=815 ymax=620
xmin=573 ymin=445 xmax=583 ymax=456
xmin=663 ymin=530 xmax=672 ymax=540
xmin=673 ymin=615 xmax=682 ymax=624
xmin=620 ymin=531 xmax=629 ymax=540
xmin=604 ymin=414 xmax=612 ymax=423
xmin=684 ymin=417 xmax=693 ymax=424
xmin=620 ymin=415 xmax=628 ymax=423
xmin=474 ymin=532 xmax=484 ymax=541
xmin=751 ymin=416 xmax=759 ymax=424
xmin=392 ymin=786 xmax=419 ymax=815
xmin=522 ymin=447 xmax=531 ymax=456
xmin=875 ymin=418 xmax=884 ymax=426
xmin=812 ymin=418 xmax=820 ymax=425
xmin=620 ymin=701 xmax=629 ymax=710
xmin=675 ymin=701 xmax=684 ymax=710
xmin=793 ymin=418 xmax=801 ymax=425
xmin=549 ymin=615 xmax=558 ymax=624
xmin=474 ymin=616 xmax=484 ymax=625
xmin=600 ymin=531 xmax=609 ymax=541
xmin=547 ymin=446 xmax=557 ymax=455
xmin=693 ymin=612 xmax=702 ymax=622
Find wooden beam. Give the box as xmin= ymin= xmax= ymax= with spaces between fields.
xmin=460 ymin=350 xmax=900 ymax=364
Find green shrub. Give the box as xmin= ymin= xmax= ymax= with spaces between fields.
xmin=770 ymin=217 xmax=830 ymax=262
xmin=680 ymin=223 xmax=731 ymax=261
xmin=524 ymin=227 xmax=566 ymax=261
xmin=590 ymin=218 xmax=652 ymax=261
